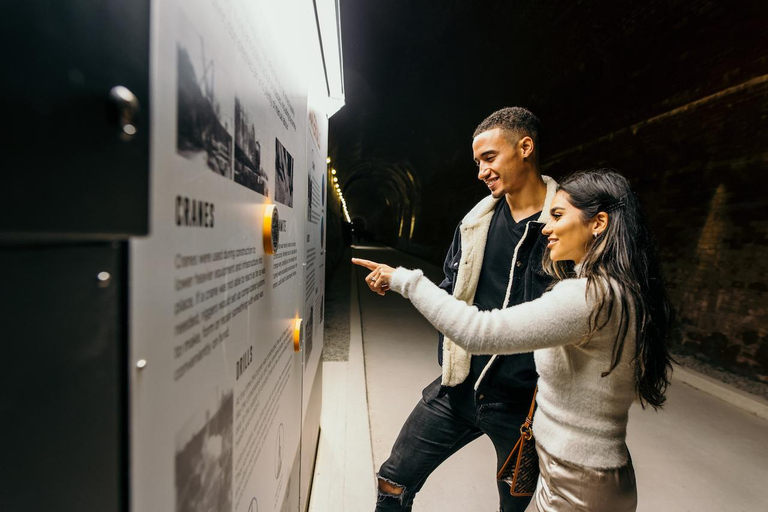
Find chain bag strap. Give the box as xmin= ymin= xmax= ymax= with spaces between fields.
xmin=496 ymin=387 xmax=539 ymax=496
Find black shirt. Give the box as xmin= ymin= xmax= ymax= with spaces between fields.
xmin=467 ymin=200 xmax=541 ymax=401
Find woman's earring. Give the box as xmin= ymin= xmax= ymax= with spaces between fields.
xmin=593 ymin=232 xmax=598 ymax=238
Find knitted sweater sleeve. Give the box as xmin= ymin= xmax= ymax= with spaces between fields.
xmin=390 ymin=267 xmax=591 ymax=354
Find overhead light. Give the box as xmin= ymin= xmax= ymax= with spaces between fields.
xmin=333 ymin=180 xmax=352 ymax=223
xmin=331 ymin=169 xmax=337 ymax=175
xmin=326 ymin=157 xmax=332 ymax=164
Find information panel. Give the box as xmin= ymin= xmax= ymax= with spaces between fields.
xmin=130 ymin=0 xmax=338 ymax=510
xmin=302 ymin=96 xmax=328 ymax=416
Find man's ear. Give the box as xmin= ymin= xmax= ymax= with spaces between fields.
xmin=519 ymin=136 xmax=534 ymax=159
xmin=592 ymin=212 xmax=609 ymax=236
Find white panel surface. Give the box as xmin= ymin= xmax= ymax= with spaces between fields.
xmin=130 ymin=0 xmax=340 ymax=510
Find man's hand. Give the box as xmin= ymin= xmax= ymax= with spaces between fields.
xmin=352 ymin=258 xmax=395 ymax=296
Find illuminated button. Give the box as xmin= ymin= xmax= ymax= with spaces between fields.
xmin=263 ymin=204 xmax=280 ymax=255
xmin=293 ymin=318 xmax=303 ymax=352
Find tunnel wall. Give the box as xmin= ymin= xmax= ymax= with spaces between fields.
xmin=386 ymin=4 xmax=768 ymax=383
xmin=405 ymin=94 xmax=768 ymax=383
xmin=541 ymin=79 xmax=768 ymax=383
xmin=324 ymin=163 xmax=348 ymax=277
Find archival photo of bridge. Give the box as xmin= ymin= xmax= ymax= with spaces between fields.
xmin=274 ymin=138 xmax=294 ymax=207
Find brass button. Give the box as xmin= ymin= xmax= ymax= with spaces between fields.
xmin=516 ymin=260 xmax=523 ymax=267
xmin=478 ymin=394 xmax=485 ymax=401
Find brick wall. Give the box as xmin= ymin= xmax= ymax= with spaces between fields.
xmin=542 ymin=78 xmax=768 ymax=383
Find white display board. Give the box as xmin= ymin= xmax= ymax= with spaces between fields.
xmin=130 ymin=0 xmax=339 ymax=510
xmin=302 ymin=92 xmax=327 ymax=419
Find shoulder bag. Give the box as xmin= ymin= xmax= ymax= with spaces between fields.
xmin=497 ymin=387 xmax=539 ymax=496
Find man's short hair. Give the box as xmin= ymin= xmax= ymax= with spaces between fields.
xmin=473 ymin=107 xmax=540 ymax=151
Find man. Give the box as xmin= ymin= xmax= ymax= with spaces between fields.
xmin=375 ymin=107 xmax=558 ymax=511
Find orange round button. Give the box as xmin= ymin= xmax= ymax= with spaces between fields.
xmin=293 ymin=318 xmax=303 ymax=352
xmin=263 ymin=204 xmax=279 ymax=255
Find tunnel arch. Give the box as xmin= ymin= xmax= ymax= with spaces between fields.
xmin=340 ymin=159 xmax=420 ymax=245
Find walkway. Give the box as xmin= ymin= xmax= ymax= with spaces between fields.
xmin=310 ymin=245 xmax=768 ymax=512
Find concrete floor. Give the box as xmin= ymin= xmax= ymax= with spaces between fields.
xmin=311 ymin=245 xmax=768 ymax=512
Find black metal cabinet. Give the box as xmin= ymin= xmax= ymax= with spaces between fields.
xmin=0 ymin=243 xmax=127 ymax=512
xmin=0 ymin=2 xmax=148 ymax=509
xmin=2 ymin=0 xmax=150 ymax=239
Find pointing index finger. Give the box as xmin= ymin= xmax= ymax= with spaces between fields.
xmin=351 ymin=258 xmax=379 ymax=270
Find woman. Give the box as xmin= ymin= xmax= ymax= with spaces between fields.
xmin=353 ymin=169 xmax=674 ymax=512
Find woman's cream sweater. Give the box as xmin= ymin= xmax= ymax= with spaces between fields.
xmin=390 ymin=268 xmax=637 ymax=469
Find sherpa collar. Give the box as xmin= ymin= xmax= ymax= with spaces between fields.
xmin=440 ymin=174 xmax=558 ymax=388
xmin=460 ymin=175 xmax=558 ymax=228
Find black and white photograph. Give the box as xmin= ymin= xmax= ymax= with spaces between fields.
xmin=175 ymin=390 xmax=234 ymax=512
xmin=307 ymin=175 xmax=317 ymax=222
xmin=234 ymin=97 xmax=269 ymax=195
xmin=304 ymin=306 xmax=314 ymax=364
xmin=307 ymin=149 xmax=319 ymax=222
xmin=274 ymin=138 xmax=294 ymax=207
xmin=176 ymin=15 xmax=234 ymax=179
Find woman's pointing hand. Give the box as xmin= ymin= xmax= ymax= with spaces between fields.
xmin=352 ymin=258 xmax=395 ymax=296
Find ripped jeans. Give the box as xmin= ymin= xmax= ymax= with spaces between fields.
xmin=375 ymin=377 xmax=533 ymax=512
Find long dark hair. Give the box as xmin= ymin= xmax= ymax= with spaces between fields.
xmin=543 ymin=169 xmax=675 ymax=409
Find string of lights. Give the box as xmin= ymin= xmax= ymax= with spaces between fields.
xmin=327 ymin=158 xmax=351 ymax=223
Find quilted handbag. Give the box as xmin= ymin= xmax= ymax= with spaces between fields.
xmin=497 ymin=387 xmax=539 ymax=496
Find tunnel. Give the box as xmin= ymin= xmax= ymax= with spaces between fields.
xmin=328 ymin=0 xmax=768 ymax=382
xmin=2 ymin=1 xmax=767 ymax=511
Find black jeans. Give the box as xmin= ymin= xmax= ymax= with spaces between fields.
xmin=375 ymin=377 xmax=533 ymax=512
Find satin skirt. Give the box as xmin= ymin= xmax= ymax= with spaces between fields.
xmin=524 ymin=443 xmax=637 ymax=512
